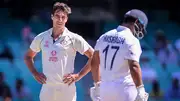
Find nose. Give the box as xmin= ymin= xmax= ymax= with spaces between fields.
xmin=58 ymin=17 xmax=63 ymax=22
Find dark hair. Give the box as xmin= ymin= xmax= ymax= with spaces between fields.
xmin=0 ymin=72 xmax=4 ymax=80
xmin=152 ymin=80 xmax=160 ymax=96
xmin=123 ymin=15 xmax=137 ymax=24
xmin=16 ymin=79 xmax=24 ymax=93
xmin=52 ymin=2 xmax=71 ymax=15
xmin=172 ymin=78 xmax=179 ymax=90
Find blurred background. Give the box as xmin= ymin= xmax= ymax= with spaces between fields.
xmin=0 ymin=0 xmax=180 ymax=101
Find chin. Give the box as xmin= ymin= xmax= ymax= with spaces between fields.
xmin=55 ymin=25 xmax=62 ymax=28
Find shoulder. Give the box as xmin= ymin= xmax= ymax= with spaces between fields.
xmin=124 ymin=30 xmax=140 ymax=46
xmin=34 ymin=28 xmax=51 ymax=40
xmin=97 ymin=29 xmax=117 ymax=41
xmin=104 ymin=29 xmax=117 ymax=37
xmin=67 ymin=30 xmax=85 ymax=41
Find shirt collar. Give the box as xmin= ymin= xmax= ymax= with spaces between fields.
xmin=49 ymin=27 xmax=68 ymax=38
xmin=116 ymin=25 xmax=130 ymax=32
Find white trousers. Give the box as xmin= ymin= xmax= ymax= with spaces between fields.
xmin=100 ymin=81 xmax=137 ymax=101
xmin=39 ymin=83 xmax=76 ymax=101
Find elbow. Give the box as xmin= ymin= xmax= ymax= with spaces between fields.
xmin=24 ymin=54 xmax=32 ymax=63
xmin=129 ymin=65 xmax=141 ymax=76
xmin=128 ymin=60 xmax=141 ymax=72
xmin=90 ymin=51 xmax=100 ymax=72
xmin=24 ymin=54 xmax=27 ymax=61
xmin=130 ymin=64 xmax=139 ymax=71
xmin=24 ymin=55 xmax=28 ymax=64
xmin=24 ymin=52 xmax=29 ymax=61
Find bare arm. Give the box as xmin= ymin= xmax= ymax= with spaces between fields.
xmin=24 ymin=49 xmax=46 ymax=84
xmin=24 ymin=49 xmax=38 ymax=75
xmin=77 ymin=48 xmax=94 ymax=80
xmin=128 ymin=60 xmax=149 ymax=100
xmin=63 ymin=48 xmax=94 ymax=85
xmin=128 ymin=60 xmax=143 ymax=87
xmin=91 ymin=51 xmax=100 ymax=83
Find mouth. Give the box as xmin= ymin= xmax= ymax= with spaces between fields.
xmin=57 ymin=23 xmax=63 ymax=26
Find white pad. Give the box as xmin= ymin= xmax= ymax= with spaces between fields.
xmin=90 ymin=87 xmax=101 ymax=101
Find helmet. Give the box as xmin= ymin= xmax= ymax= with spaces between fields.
xmin=125 ymin=9 xmax=148 ymax=39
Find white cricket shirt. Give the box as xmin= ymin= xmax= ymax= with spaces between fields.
xmin=94 ymin=26 xmax=142 ymax=83
xmin=30 ymin=28 xmax=92 ymax=84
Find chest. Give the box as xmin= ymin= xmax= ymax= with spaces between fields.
xmin=40 ymin=36 xmax=75 ymax=56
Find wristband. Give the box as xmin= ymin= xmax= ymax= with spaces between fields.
xmin=137 ymin=84 xmax=145 ymax=94
xmin=93 ymin=81 xmax=101 ymax=87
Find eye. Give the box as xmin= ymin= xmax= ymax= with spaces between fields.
xmin=54 ymin=14 xmax=60 ymax=19
xmin=62 ymin=16 xmax=65 ymax=19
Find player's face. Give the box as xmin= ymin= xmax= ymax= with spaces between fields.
xmin=51 ymin=10 xmax=68 ymax=29
xmin=133 ymin=20 xmax=145 ymax=39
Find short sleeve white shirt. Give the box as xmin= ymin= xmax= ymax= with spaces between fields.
xmin=94 ymin=26 xmax=142 ymax=82
xmin=30 ymin=28 xmax=92 ymax=84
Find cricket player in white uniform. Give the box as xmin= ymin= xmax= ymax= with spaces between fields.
xmin=24 ymin=2 xmax=94 ymax=101
xmin=90 ymin=9 xmax=149 ymax=101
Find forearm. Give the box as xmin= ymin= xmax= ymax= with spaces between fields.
xmin=77 ymin=58 xmax=92 ymax=79
xmin=78 ymin=48 xmax=94 ymax=79
xmin=91 ymin=51 xmax=100 ymax=83
xmin=91 ymin=65 xmax=100 ymax=83
xmin=24 ymin=56 xmax=37 ymax=75
xmin=130 ymin=66 xmax=143 ymax=87
xmin=91 ymin=60 xmax=100 ymax=83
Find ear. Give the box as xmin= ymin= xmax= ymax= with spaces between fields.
xmin=64 ymin=15 xmax=68 ymax=23
xmin=51 ymin=14 xmax=54 ymax=20
xmin=66 ymin=14 xmax=68 ymax=21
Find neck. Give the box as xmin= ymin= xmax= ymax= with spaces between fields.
xmin=52 ymin=27 xmax=65 ymax=39
xmin=122 ymin=23 xmax=134 ymax=32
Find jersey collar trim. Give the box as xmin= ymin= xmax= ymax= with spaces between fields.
xmin=116 ymin=25 xmax=130 ymax=32
xmin=49 ymin=27 xmax=69 ymax=38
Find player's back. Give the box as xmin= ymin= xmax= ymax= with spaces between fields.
xmin=95 ymin=26 xmax=140 ymax=83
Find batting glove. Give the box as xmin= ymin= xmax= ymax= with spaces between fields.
xmin=135 ymin=85 xmax=149 ymax=101
xmin=90 ymin=82 xmax=101 ymax=101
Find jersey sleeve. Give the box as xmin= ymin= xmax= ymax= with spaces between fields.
xmin=73 ymin=34 xmax=92 ymax=55
xmin=94 ymin=35 xmax=104 ymax=51
xmin=94 ymin=39 xmax=100 ymax=51
xmin=124 ymin=40 xmax=142 ymax=62
xmin=30 ymin=35 xmax=42 ymax=52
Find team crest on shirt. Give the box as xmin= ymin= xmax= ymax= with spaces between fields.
xmin=51 ymin=50 xmax=57 ymax=56
xmin=60 ymin=39 xmax=67 ymax=45
xmin=59 ymin=37 xmax=71 ymax=47
xmin=49 ymin=50 xmax=58 ymax=62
